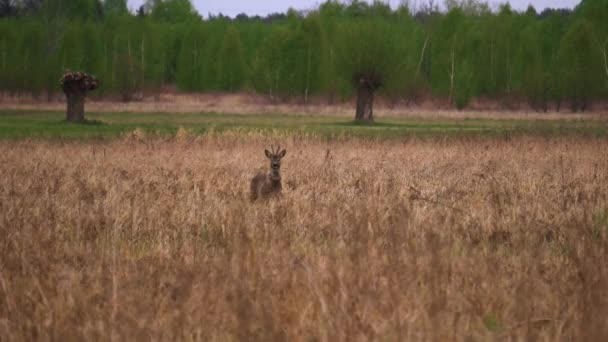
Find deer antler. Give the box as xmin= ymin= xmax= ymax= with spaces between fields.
xmin=271 ymin=145 xmax=281 ymax=155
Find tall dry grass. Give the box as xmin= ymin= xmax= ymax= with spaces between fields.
xmin=0 ymin=133 xmax=607 ymax=341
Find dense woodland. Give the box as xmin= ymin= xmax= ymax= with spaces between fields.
xmin=1 ymin=0 xmax=607 ymax=112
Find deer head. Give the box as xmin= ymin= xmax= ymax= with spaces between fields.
xmin=265 ymin=145 xmax=286 ymax=180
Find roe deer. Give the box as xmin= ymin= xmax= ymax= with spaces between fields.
xmin=250 ymin=146 xmax=286 ymax=201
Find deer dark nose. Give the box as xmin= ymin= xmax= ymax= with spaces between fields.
xmin=271 ymin=162 xmax=280 ymax=169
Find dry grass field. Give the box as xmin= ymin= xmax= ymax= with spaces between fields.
xmin=1 ymin=132 xmax=608 ymax=341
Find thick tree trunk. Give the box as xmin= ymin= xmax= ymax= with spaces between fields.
xmin=61 ymin=71 xmax=99 ymax=123
xmin=65 ymin=92 xmax=86 ymax=122
xmin=355 ymin=84 xmax=374 ymax=122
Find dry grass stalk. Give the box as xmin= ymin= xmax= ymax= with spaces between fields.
xmin=0 ymin=134 xmax=607 ymax=340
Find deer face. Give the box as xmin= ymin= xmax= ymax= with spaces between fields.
xmin=265 ymin=146 xmax=286 ymax=177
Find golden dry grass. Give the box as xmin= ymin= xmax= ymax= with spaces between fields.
xmin=1 ymin=133 xmax=608 ymax=341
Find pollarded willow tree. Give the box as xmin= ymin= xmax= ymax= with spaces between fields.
xmin=60 ymin=71 xmax=99 ymax=122
xmin=336 ymin=18 xmax=410 ymax=122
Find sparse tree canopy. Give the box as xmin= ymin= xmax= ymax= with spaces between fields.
xmin=144 ymin=0 xmax=199 ymax=22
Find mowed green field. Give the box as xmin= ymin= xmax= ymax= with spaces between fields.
xmin=0 ymin=110 xmax=606 ymax=139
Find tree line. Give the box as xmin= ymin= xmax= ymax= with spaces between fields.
xmin=1 ymin=0 xmax=607 ymax=113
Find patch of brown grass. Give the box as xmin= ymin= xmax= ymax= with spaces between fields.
xmin=2 ymin=92 xmax=607 ymax=120
xmin=1 ymin=134 xmax=607 ymax=340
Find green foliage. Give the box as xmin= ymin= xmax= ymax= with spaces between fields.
xmin=454 ymin=60 xmax=474 ymax=110
xmin=41 ymin=0 xmax=102 ymax=21
xmin=217 ymin=26 xmax=245 ymax=91
xmin=103 ymin=0 xmax=128 ymax=17
xmin=146 ymin=0 xmax=198 ymax=23
xmin=251 ymin=27 xmax=291 ymax=98
xmin=176 ymin=25 xmax=207 ymax=91
xmin=1 ymin=0 xmax=608 ymax=111
xmin=16 ymin=21 xmax=46 ymax=95
xmin=559 ymin=20 xmax=604 ymax=111
xmin=249 ymin=17 xmax=325 ymax=100
xmin=335 ymin=17 xmax=409 ymax=93
xmin=483 ymin=314 xmax=502 ymax=332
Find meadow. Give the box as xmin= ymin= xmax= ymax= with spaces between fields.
xmin=0 ymin=118 xmax=607 ymax=340
xmin=3 ymin=0 xmax=608 ymax=338
xmin=0 ymin=109 xmax=607 ymax=139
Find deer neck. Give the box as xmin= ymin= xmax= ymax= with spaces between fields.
xmin=269 ymin=169 xmax=281 ymax=183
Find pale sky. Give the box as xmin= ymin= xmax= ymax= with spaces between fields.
xmin=127 ymin=0 xmax=581 ymax=18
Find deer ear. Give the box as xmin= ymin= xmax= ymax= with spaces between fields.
xmin=265 ymin=150 xmax=272 ymax=158
xmin=278 ymin=149 xmax=286 ymax=158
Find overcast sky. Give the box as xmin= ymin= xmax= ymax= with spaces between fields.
xmin=127 ymin=0 xmax=581 ymax=18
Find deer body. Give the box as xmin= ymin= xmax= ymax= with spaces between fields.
xmin=250 ymin=146 xmax=286 ymax=201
